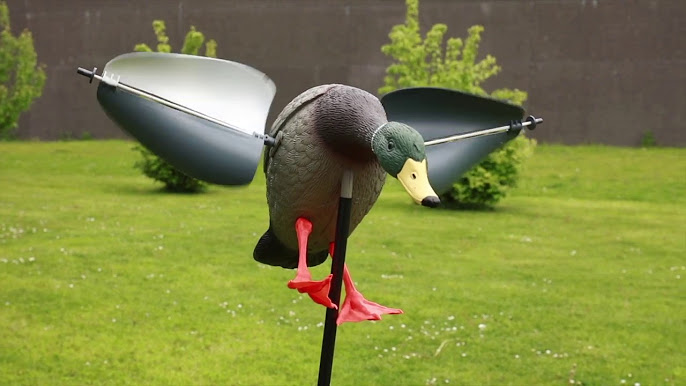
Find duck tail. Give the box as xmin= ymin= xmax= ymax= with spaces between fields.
xmin=253 ymin=225 xmax=329 ymax=269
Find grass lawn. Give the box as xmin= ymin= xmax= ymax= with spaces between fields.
xmin=0 ymin=141 xmax=684 ymax=385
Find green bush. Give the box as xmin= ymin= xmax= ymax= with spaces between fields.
xmin=441 ymin=135 xmax=535 ymax=209
xmin=380 ymin=0 xmax=536 ymax=208
xmin=640 ymin=131 xmax=657 ymax=147
xmin=133 ymin=145 xmax=205 ymax=193
xmin=0 ymin=1 xmax=46 ymax=139
xmin=133 ymin=20 xmax=217 ymax=192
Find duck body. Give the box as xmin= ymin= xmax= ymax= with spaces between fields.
xmin=254 ymin=84 xmax=387 ymax=269
xmin=252 ymin=84 xmax=439 ymax=323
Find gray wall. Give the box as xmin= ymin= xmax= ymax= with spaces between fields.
xmin=8 ymin=0 xmax=685 ymax=146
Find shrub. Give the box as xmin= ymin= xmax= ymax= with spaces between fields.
xmin=441 ymin=134 xmax=535 ymax=209
xmin=133 ymin=145 xmax=205 ymax=193
xmin=640 ymin=131 xmax=657 ymax=147
xmin=132 ymin=20 xmax=217 ymax=192
xmin=0 ymin=1 xmax=46 ymax=139
xmin=59 ymin=131 xmax=93 ymax=141
xmin=380 ymin=0 xmax=536 ymax=208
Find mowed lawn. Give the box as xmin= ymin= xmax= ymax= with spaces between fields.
xmin=0 ymin=141 xmax=684 ymax=385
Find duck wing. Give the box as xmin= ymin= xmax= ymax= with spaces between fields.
xmin=263 ymin=84 xmax=340 ymax=174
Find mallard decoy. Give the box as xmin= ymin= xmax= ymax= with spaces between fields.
xmin=84 ymin=53 xmax=540 ymax=328
xmin=253 ymin=84 xmax=440 ymax=324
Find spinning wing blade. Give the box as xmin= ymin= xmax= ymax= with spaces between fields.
xmin=382 ymin=87 xmax=524 ymax=195
xmin=96 ymin=52 xmax=276 ymax=186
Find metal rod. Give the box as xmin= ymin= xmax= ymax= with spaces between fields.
xmin=77 ymin=67 xmax=255 ymax=139
xmin=424 ymin=117 xmax=543 ymax=147
xmin=318 ymin=170 xmax=354 ymax=386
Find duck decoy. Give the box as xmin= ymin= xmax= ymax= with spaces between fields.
xmin=253 ymin=84 xmax=440 ymax=324
xmin=78 ymin=53 xmax=540 ymax=326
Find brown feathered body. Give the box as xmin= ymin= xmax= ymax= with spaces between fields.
xmin=253 ymin=84 xmax=388 ymax=268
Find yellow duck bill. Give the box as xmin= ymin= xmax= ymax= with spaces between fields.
xmin=396 ymin=158 xmax=440 ymax=207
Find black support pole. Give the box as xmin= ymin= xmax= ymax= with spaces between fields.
xmin=317 ymin=170 xmax=354 ymax=386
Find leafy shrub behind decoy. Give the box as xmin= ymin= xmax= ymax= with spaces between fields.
xmin=440 ymin=134 xmax=535 ymax=209
xmin=133 ymin=144 xmax=206 ymax=193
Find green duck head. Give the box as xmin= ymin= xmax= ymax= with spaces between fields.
xmin=372 ymin=122 xmax=440 ymax=208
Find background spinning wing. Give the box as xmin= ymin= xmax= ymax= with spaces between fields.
xmin=381 ymin=87 xmax=526 ymax=195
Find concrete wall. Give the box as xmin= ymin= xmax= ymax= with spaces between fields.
xmin=7 ymin=0 xmax=685 ymax=146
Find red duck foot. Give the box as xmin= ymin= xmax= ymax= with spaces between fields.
xmin=336 ymin=289 xmax=403 ymax=325
xmin=288 ymin=274 xmax=336 ymax=309
xmin=286 ymin=217 xmax=336 ymax=309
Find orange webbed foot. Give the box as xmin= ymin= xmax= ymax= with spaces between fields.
xmin=288 ymin=273 xmax=336 ymax=309
xmin=329 ymin=243 xmax=403 ymax=325
xmin=287 ymin=218 xmax=336 ymax=309
xmin=337 ymin=288 xmax=403 ymax=325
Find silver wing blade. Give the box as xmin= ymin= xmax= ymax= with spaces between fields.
xmin=94 ymin=52 xmax=275 ymax=186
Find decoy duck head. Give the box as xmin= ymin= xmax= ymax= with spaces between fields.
xmin=372 ymin=122 xmax=440 ymax=208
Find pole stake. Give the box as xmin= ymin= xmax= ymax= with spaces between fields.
xmin=317 ymin=170 xmax=354 ymax=386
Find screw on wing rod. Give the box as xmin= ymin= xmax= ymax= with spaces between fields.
xmin=424 ymin=115 xmax=543 ymax=146
xmin=77 ymin=67 xmax=98 ymax=83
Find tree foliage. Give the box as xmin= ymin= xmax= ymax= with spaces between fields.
xmin=133 ymin=20 xmax=217 ymax=192
xmin=0 ymin=1 xmax=46 ymax=139
xmin=380 ymin=0 xmax=535 ymax=208
xmin=134 ymin=20 xmax=217 ymax=58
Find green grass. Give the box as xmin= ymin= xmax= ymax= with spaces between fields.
xmin=1 ymin=141 xmax=684 ymax=385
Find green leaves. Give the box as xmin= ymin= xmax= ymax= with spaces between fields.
xmin=204 ymin=39 xmax=217 ymax=58
xmin=0 ymin=1 xmax=46 ymax=139
xmin=180 ymin=26 xmax=204 ymax=56
xmin=379 ymin=13 xmax=505 ymax=98
xmin=133 ymin=144 xmax=207 ymax=193
xmin=152 ymin=20 xmax=171 ymax=53
xmin=379 ymin=0 xmax=536 ymax=208
xmin=443 ymin=135 xmax=537 ymax=208
xmin=133 ymin=20 xmax=217 ymax=58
